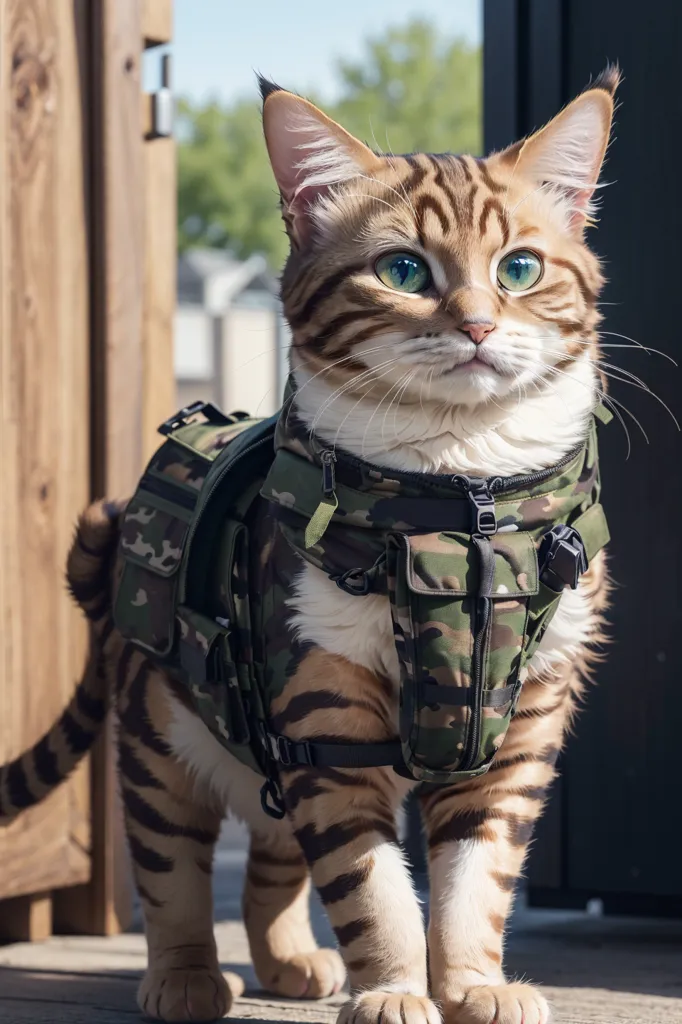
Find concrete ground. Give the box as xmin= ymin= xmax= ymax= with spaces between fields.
xmin=1 ymin=818 xmax=681 ymax=1024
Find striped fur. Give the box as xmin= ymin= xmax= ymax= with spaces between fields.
xmin=0 ymin=500 xmax=121 ymax=823
xmin=0 ymin=72 xmax=620 ymax=1024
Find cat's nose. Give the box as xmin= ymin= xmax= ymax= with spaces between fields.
xmin=460 ymin=321 xmax=495 ymax=344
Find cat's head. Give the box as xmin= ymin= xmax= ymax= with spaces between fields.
xmin=261 ymin=69 xmax=618 ymax=411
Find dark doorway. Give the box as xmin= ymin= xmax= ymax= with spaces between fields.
xmin=484 ymin=0 xmax=682 ymax=913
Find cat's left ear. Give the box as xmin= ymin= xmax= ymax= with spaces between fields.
xmin=503 ymin=65 xmax=620 ymax=233
xmin=259 ymin=77 xmax=382 ymax=247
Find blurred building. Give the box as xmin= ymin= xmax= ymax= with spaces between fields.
xmin=175 ymin=249 xmax=289 ymax=416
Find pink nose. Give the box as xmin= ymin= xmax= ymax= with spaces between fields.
xmin=461 ymin=322 xmax=495 ymax=344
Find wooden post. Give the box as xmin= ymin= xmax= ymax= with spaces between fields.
xmin=1 ymin=0 xmax=176 ymax=940
xmin=0 ymin=0 xmax=92 ymax=937
xmin=142 ymin=2 xmax=177 ymax=458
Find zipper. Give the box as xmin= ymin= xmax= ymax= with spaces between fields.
xmin=321 ymin=449 xmax=337 ymax=498
xmin=464 ymin=591 xmax=491 ymax=770
xmin=326 ymin=439 xmax=584 ymax=495
xmin=456 ymin=479 xmax=498 ymax=772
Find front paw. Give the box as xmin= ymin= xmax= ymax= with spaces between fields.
xmin=443 ymin=982 xmax=549 ymax=1024
xmin=138 ymin=965 xmax=233 ymax=1021
xmin=338 ymin=992 xmax=441 ymax=1024
xmin=259 ymin=948 xmax=346 ymax=998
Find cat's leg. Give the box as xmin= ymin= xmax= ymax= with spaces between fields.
xmin=272 ymin=650 xmax=440 ymax=1024
xmin=420 ymin=662 xmax=580 ymax=1024
xmin=243 ymin=828 xmax=346 ymax=997
xmin=116 ymin=650 xmax=233 ymax=1022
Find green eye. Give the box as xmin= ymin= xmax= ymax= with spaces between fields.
xmin=375 ymin=252 xmax=431 ymax=293
xmin=497 ymin=249 xmax=543 ymax=292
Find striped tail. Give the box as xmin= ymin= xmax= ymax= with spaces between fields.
xmin=0 ymin=499 xmax=124 ymax=824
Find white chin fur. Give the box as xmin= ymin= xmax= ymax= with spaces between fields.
xmin=293 ymin=341 xmax=597 ymax=477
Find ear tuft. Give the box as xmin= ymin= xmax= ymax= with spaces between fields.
xmin=257 ymin=75 xmax=284 ymax=104
xmin=587 ymin=63 xmax=622 ymax=98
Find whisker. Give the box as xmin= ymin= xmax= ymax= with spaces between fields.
xmin=541 ymin=361 xmax=648 ymax=454
xmin=283 ymin=343 xmax=399 ymax=429
xmin=309 ymin=357 xmax=399 ymax=437
xmin=527 ymin=343 xmax=680 ymax=430
xmin=389 ymin=371 xmax=416 ymax=444
xmin=599 ymin=330 xmax=678 ymax=365
xmin=330 ymin=371 xmax=396 ymax=452
xmin=362 ymin=370 xmax=409 ymax=459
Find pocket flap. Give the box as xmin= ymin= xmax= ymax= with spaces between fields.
xmin=402 ymin=531 xmax=539 ymax=597
xmin=177 ymin=606 xmax=230 ymax=684
xmin=119 ymin=496 xmax=189 ymax=578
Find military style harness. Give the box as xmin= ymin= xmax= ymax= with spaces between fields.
xmin=114 ymin=391 xmax=610 ymax=816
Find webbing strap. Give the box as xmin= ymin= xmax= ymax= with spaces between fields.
xmin=266 ymin=732 xmax=402 ymax=769
xmin=265 ymin=683 xmax=517 ymax=769
xmin=421 ymin=682 xmax=516 ymax=707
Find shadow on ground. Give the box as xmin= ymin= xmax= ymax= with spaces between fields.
xmin=1 ymin=818 xmax=682 ymax=1023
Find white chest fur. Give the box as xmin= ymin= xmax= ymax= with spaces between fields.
xmin=288 ymin=559 xmax=592 ymax=688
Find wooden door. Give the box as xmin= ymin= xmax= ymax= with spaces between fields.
xmin=0 ymin=0 xmax=176 ymax=940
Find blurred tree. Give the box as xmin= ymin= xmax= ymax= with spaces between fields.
xmin=177 ymin=97 xmax=290 ymax=267
xmin=177 ymin=18 xmax=481 ymax=267
xmin=333 ymin=20 xmax=481 ymax=157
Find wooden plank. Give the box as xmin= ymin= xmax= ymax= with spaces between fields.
xmin=95 ymin=0 xmax=145 ymax=498
xmin=0 ymin=893 xmax=53 ymax=942
xmin=142 ymin=0 xmax=172 ymax=47
xmin=0 ymin=0 xmax=91 ymax=903
xmin=142 ymin=132 xmax=176 ymax=457
xmin=57 ymin=0 xmax=144 ymax=937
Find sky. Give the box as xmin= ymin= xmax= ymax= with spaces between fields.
xmin=166 ymin=0 xmax=482 ymax=105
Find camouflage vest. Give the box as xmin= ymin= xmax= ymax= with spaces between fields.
xmin=113 ymin=396 xmax=610 ymax=813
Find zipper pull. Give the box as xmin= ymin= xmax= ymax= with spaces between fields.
xmin=321 ymin=448 xmax=336 ymax=497
xmin=456 ymin=476 xmax=497 ymax=537
xmin=305 ymin=450 xmax=338 ymax=549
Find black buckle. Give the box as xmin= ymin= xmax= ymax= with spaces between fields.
xmin=538 ymin=524 xmax=588 ymax=591
xmin=331 ymin=567 xmax=372 ymax=596
xmin=267 ymin=733 xmax=314 ymax=767
xmin=464 ymin=479 xmax=497 ymax=536
xmin=158 ymin=401 xmax=231 ymax=436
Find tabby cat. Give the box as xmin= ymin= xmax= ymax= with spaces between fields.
xmin=0 ymin=68 xmax=618 ymax=1024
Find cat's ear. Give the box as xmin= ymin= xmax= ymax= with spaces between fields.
xmin=503 ymin=65 xmax=620 ymax=233
xmin=259 ymin=77 xmax=381 ymax=247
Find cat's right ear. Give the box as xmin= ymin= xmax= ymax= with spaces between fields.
xmin=497 ymin=65 xmax=619 ymax=235
xmin=259 ymin=77 xmax=381 ymax=247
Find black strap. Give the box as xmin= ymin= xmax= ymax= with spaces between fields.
xmin=265 ymin=683 xmax=516 ymax=770
xmin=420 ymin=682 xmax=516 ymax=708
xmin=266 ymin=732 xmax=402 ymax=769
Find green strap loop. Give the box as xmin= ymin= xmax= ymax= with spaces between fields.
xmin=305 ymin=494 xmax=338 ymax=549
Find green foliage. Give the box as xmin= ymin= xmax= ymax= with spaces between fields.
xmin=177 ymin=18 xmax=481 ymax=269
xmin=333 ymin=20 xmax=481 ymax=156
xmin=177 ymin=97 xmax=290 ymax=268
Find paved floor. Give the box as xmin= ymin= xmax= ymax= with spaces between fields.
xmin=1 ymin=819 xmax=681 ymax=1024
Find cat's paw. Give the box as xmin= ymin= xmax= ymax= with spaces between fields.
xmin=443 ymin=982 xmax=550 ymax=1024
xmin=138 ymin=965 xmax=233 ymax=1021
xmin=260 ymin=948 xmax=346 ymax=998
xmin=338 ymin=992 xmax=441 ymax=1024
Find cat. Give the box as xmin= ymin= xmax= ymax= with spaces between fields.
xmin=0 ymin=67 xmax=618 ymax=1024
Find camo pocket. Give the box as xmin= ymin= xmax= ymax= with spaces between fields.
xmin=387 ymin=531 xmax=539 ymax=784
xmin=114 ymin=493 xmax=194 ymax=655
xmin=176 ymin=606 xmax=250 ymax=746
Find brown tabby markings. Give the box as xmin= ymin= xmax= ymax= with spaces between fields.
xmin=0 ymin=67 xmax=619 ymax=1024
